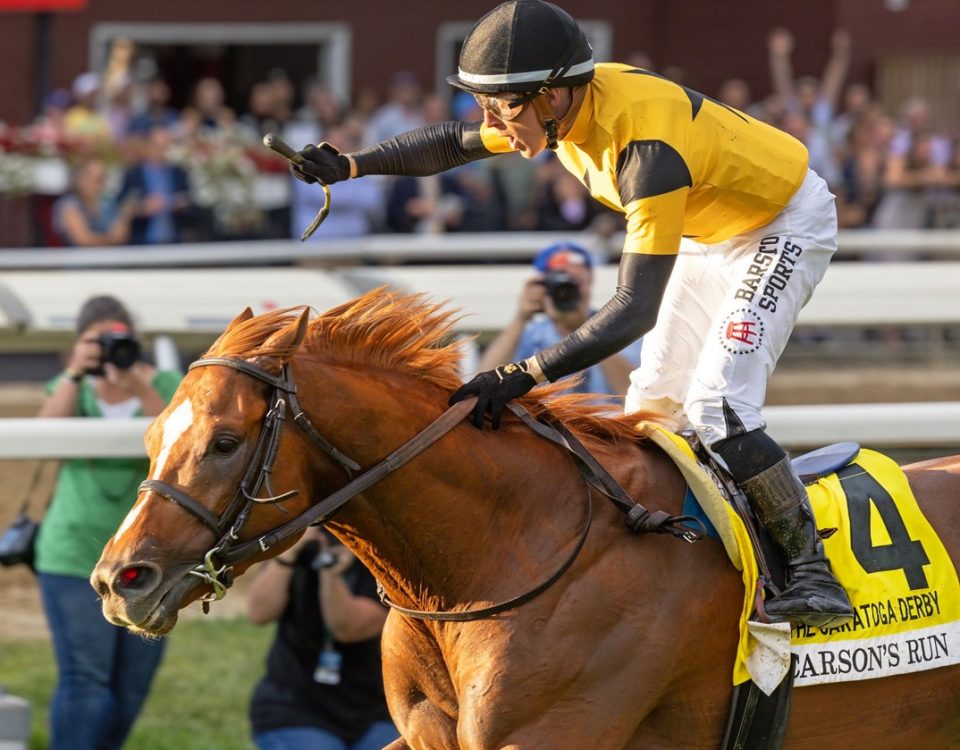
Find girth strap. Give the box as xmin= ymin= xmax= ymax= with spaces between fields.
xmin=139 ymin=479 xmax=223 ymax=537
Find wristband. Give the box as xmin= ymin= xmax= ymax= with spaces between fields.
xmin=64 ymin=368 xmax=85 ymax=384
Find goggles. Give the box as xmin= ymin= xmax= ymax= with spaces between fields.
xmin=473 ymin=93 xmax=530 ymax=121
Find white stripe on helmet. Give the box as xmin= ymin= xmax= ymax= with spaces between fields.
xmin=457 ymin=58 xmax=594 ymax=86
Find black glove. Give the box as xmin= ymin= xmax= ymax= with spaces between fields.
xmin=291 ymin=142 xmax=351 ymax=185
xmin=449 ymin=361 xmax=538 ymax=430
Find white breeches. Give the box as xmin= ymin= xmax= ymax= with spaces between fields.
xmin=625 ymin=169 xmax=838 ymax=446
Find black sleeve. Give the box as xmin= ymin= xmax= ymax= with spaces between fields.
xmin=535 ymin=252 xmax=677 ymax=382
xmin=351 ymin=121 xmax=495 ymax=177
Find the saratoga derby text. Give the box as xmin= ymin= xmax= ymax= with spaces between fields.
xmin=792 ymin=591 xmax=941 ymax=639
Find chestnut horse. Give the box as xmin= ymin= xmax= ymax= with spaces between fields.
xmin=92 ymin=292 xmax=960 ymax=749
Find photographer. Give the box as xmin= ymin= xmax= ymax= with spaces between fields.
xmin=478 ymin=243 xmax=641 ymax=399
xmin=247 ymin=527 xmax=398 ymax=750
xmin=34 ymin=295 xmax=181 ymax=750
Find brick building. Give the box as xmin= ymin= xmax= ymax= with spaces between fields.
xmin=0 ymin=0 xmax=957 ymax=128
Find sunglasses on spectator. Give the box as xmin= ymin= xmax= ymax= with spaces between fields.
xmin=473 ymin=93 xmax=529 ymax=121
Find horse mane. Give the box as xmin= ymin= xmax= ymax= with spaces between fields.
xmin=207 ymin=289 xmax=653 ymax=447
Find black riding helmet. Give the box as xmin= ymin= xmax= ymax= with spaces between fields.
xmin=447 ymin=0 xmax=594 ymax=101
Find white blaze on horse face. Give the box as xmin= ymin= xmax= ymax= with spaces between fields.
xmin=113 ymin=398 xmax=194 ymax=542
xmin=151 ymin=398 xmax=194 ymax=481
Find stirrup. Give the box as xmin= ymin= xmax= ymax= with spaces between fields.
xmin=764 ymin=582 xmax=854 ymax=629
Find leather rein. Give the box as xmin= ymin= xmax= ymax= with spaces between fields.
xmin=139 ymin=356 xmax=700 ymax=619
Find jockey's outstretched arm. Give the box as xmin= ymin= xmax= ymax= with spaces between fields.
xmin=292 ymin=122 xmax=495 ymax=184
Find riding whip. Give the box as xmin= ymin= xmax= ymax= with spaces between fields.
xmin=262 ymin=132 xmax=331 ymax=241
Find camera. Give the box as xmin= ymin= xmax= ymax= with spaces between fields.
xmin=542 ymin=270 xmax=582 ymax=312
xmin=90 ymin=331 xmax=142 ymax=374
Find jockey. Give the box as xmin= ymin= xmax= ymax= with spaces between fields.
xmin=291 ymin=0 xmax=854 ymax=629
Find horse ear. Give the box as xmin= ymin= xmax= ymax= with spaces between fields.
xmin=227 ymin=307 xmax=254 ymax=332
xmin=206 ymin=307 xmax=255 ymax=354
xmin=265 ymin=307 xmax=311 ymax=364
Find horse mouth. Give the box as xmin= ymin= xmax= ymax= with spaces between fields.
xmin=103 ymin=567 xmax=204 ymax=636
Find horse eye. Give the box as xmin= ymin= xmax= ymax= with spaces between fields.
xmin=211 ymin=436 xmax=240 ymax=455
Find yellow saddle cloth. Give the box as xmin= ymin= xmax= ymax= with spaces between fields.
xmin=635 ymin=422 xmax=960 ymax=695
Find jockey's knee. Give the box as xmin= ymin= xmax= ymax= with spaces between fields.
xmin=685 ymin=395 xmax=770 ymax=466
xmin=710 ymin=427 xmax=787 ymax=484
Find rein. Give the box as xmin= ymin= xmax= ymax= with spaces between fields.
xmin=143 ymin=356 xmax=699 ymax=618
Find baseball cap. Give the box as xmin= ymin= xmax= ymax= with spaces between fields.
xmin=532 ymin=242 xmax=594 ymax=272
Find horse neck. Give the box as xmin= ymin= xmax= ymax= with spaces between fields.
xmin=295 ymin=359 xmax=590 ymax=611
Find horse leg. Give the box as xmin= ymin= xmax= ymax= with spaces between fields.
xmin=381 ymin=613 xmax=461 ymax=750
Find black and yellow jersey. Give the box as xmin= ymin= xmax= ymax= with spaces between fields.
xmin=479 ymin=63 xmax=809 ymax=255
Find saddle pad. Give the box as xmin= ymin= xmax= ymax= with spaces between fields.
xmin=634 ymin=421 xmax=743 ymax=569
xmin=634 ymin=423 xmax=960 ymax=693
xmin=788 ymin=448 xmax=960 ymax=687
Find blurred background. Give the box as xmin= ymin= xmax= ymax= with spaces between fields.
xmin=0 ymin=0 xmax=958 ymax=748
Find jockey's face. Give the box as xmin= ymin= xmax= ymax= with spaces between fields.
xmin=480 ymin=87 xmax=573 ymax=159
xmin=480 ymin=95 xmax=547 ymax=159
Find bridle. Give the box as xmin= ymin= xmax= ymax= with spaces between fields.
xmin=138 ymin=356 xmax=700 ymax=619
xmin=139 ymin=357 xmax=361 ymax=607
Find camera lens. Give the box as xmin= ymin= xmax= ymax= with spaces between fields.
xmin=98 ymin=332 xmax=142 ymax=370
xmin=550 ymin=281 xmax=579 ymax=309
xmin=108 ymin=340 xmax=140 ymax=369
xmin=543 ymin=270 xmax=581 ymax=312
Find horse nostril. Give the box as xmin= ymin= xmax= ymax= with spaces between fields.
xmin=92 ymin=574 xmax=110 ymax=598
xmin=114 ymin=564 xmax=158 ymax=594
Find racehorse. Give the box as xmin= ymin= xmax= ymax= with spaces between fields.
xmin=92 ymin=291 xmax=960 ymax=749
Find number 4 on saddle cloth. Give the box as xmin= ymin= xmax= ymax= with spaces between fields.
xmin=635 ymin=422 xmax=960 ymax=698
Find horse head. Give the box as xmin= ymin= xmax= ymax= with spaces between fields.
xmin=91 ymin=305 xmax=323 ymax=635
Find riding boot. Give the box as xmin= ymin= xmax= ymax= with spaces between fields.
xmin=740 ymin=457 xmax=854 ymax=629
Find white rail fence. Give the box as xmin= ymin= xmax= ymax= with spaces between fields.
xmin=1 ymin=402 xmax=959 ymax=459
xmin=1 ymin=261 xmax=959 ymax=336
xmin=0 ymin=229 xmax=956 ymax=457
xmin=1 ymin=229 xmax=958 ymax=335
xmin=0 ymin=229 xmax=959 ymax=269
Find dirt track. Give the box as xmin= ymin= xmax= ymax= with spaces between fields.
xmin=2 ymin=364 xmax=958 ymax=641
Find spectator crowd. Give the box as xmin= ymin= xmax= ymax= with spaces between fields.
xmin=3 ymin=28 xmax=960 ymax=249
